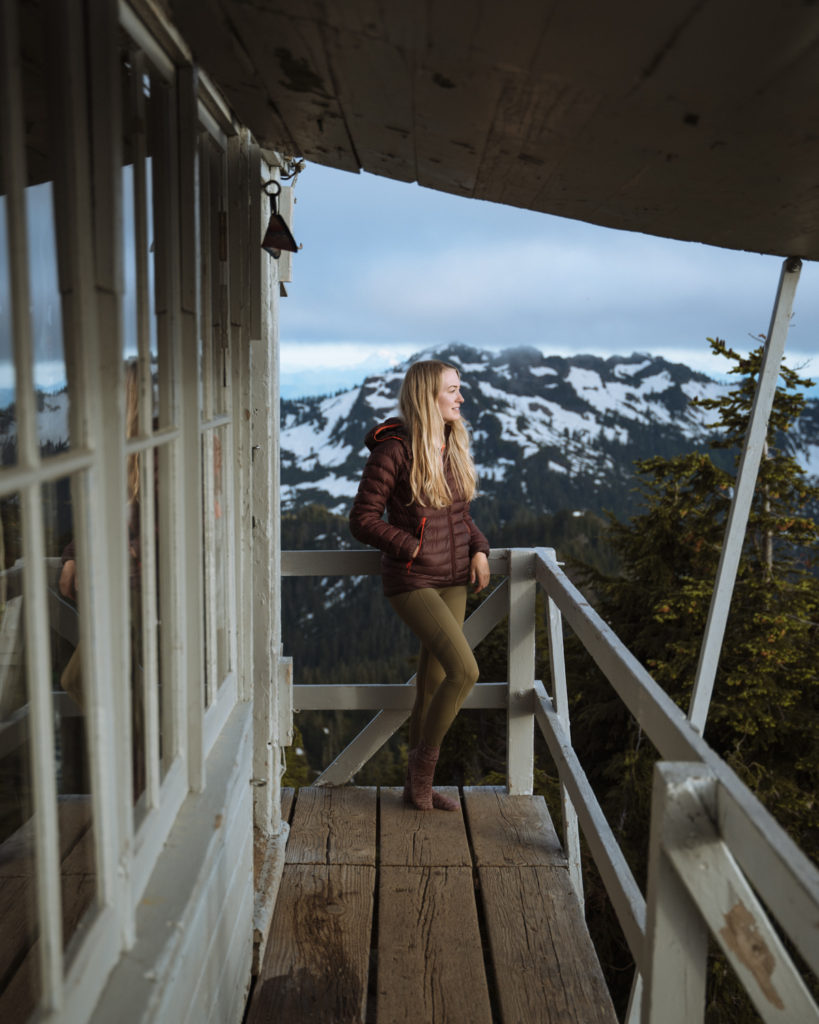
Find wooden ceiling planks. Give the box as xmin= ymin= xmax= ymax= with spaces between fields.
xmin=320 ymin=22 xmax=416 ymax=183
xmin=172 ymin=0 xmax=296 ymax=153
xmin=225 ymin=5 xmax=358 ymax=171
xmin=166 ymin=0 xmax=819 ymax=258
xmin=412 ymin=2 xmax=547 ymax=197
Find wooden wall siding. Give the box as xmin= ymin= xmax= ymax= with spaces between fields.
xmin=249 ymin=786 xmax=616 ymax=1024
xmin=166 ymin=0 xmax=819 ymax=258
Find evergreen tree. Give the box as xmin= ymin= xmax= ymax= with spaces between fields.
xmin=572 ymin=338 xmax=819 ymax=1020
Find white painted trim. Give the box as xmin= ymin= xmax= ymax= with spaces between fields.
xmin=177 ymin=63 xmax=206 ymax=792
xmin=66 ymin=0 xmax=131 ymax=953
xmin=124 ymin=428 xmax=181 ymax=456
xmin=200 ymin=413 xmax=232 ymax=431
xmin=52 ymin=906 xmax=121 ymax=1024
xmin=507 ymin=549 xmax=535 ymax=795
xmin=645 ymin=764 xmax=819 ymax=1024
xmin=0 ymin=449 xmax=95 ymax=495
xmin=119 ymin=1 xmax=176 ymax=79
xmin=252 ymin=823 xmax=290 ymax=974
xmin=293 ymin=682 xmax=508 ymax=711
xmin=545 ymin=580 xmax=583 ymax=904
xmin=0 ymin=2 xmax=63 ymax=1003
xmin=689 ymin=258 xmax=802 ymax=733
xmin=131 ymin=756 xmax=188 ymax=906
xmin=204 ymin=671 xmax=238 ymax=758
xmin=315 ymin=709 xmax=411 ymax=786
xmin=230 ymin=134 xmax=254 ymax=711
xmin=642 ymin=764 xmax=708 ymax=1024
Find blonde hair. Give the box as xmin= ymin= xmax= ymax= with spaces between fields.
xmin=398 ymin=360 xmax=477 ymax=508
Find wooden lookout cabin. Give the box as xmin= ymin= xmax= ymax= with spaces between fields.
xmin=0 ymin=1 xmax=818 ymax=1021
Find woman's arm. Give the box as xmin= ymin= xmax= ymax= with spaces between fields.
xmin=349 ymin=442 xmax=418 ymax=561
xmin=464 ymin=506 xmax=490 ymax=557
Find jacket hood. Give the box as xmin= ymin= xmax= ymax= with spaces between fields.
xmin=364 ymin=417 xmax=410 ymax=454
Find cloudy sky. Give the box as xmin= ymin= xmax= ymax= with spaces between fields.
xmin=279 ymin=162 xmax=819 ymax=398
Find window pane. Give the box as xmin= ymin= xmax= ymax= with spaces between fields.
xmin=0 ymin=492 xmax=38 ymax=1017
xmin=128 ymin=444 xmax=161 ymax=814
xmin=0 ymin=481 xmax=98 ymax=1018
xmin=122 ymin=53 xmax=160 ymax=427
xmin=203 ymin=137 xmax=229 ymax=419
xmin=28 ymin=183 xmax=69 ymax=457
xmin=0 ymin=199 xmax=16 ymax=468
xmin=49 ymin=477 xmax=96 ymax=952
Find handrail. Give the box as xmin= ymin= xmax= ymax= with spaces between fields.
xmin=532 ymin=547 xmax=819 ymax=979
xmin=282 ymin=545 xmax=819 ymax=1019
xmin=643 ymin=764 xmax=818 ymax=1023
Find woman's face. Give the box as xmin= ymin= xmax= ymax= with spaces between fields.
xmin=436 ymin=368 xmax=464 ymax=424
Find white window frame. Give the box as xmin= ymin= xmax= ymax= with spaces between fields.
xmin=0 ymin=1 xmax=256 ymax=1017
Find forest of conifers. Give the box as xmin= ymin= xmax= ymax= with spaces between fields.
xmin=281 ymin=341 xmax=818 ymax=1021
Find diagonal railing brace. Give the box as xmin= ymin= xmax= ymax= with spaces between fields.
xmin=688 ymin=257 xmax=802 ymax=734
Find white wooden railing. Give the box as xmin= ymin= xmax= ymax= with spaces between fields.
xmin=282 ymin=547 xmax=819 ymax=1024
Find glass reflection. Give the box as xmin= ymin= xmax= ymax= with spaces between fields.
xmin=122 ymin=52 xmax=159 ymax=426
xmin=0 ymin=493 xmax=38 ymax=1018
xmin=0 ymin=199 xmax=16 ymax=469
xmin=27 ymin=183 xmax=69 ymax=457
xmin=49 ymin=478 xmax=96 ymax=952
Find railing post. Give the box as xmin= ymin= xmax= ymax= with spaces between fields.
xmin=507 ymin=548 xmax=535 ymax=794
xmin=544 ymin=547 xmax=582 ymax=903
xmin=642 ymin=763 xmax=709 ymax=1024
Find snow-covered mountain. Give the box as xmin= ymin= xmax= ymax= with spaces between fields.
xmin=281 ymin=344 xmax=819 ymax=518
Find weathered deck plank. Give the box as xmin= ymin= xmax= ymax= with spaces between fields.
xmin=248 ymin=863 xmax=376 ymax=1024
xmin=379 ymin=786 xmax=470 ymax=866
xmin=377 ymin=865 xmax=493 ymax=1024
xmin=285 ymin=786 xmax=376 ymax=865
xmin=250 ymin=786 xmax=618 ymax=1024
xmin=463 ymin=785 xmax=565 ymax=866
xmin=479 ymin=864 xmax=618 ymax=1023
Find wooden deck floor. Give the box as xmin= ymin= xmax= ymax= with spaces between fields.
xmin=247 ymin=786 xmax=617 ymax=1024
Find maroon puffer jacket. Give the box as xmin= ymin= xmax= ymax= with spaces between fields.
xmin=349 ymin=418 xmax=490 ymax=597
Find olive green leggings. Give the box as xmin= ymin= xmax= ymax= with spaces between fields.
xmin=388 ymin=585 xmax=480 ymax=748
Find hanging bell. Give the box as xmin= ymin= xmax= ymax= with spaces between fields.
xmin=262 ymin=180 xmax=298 ymax=258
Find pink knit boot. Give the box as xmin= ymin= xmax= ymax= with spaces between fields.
xmin=403 ymin=743 xmax=459 ymax=812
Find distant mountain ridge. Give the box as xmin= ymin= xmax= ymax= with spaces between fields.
xmin=281 ymin=344 xmax=819 ymax=520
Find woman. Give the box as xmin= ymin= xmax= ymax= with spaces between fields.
xmin=350 ymin=360 xmax=491 ymax=811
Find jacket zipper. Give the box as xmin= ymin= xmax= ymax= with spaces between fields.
xmin=406 ymin=516 xmax=427 ymax=571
